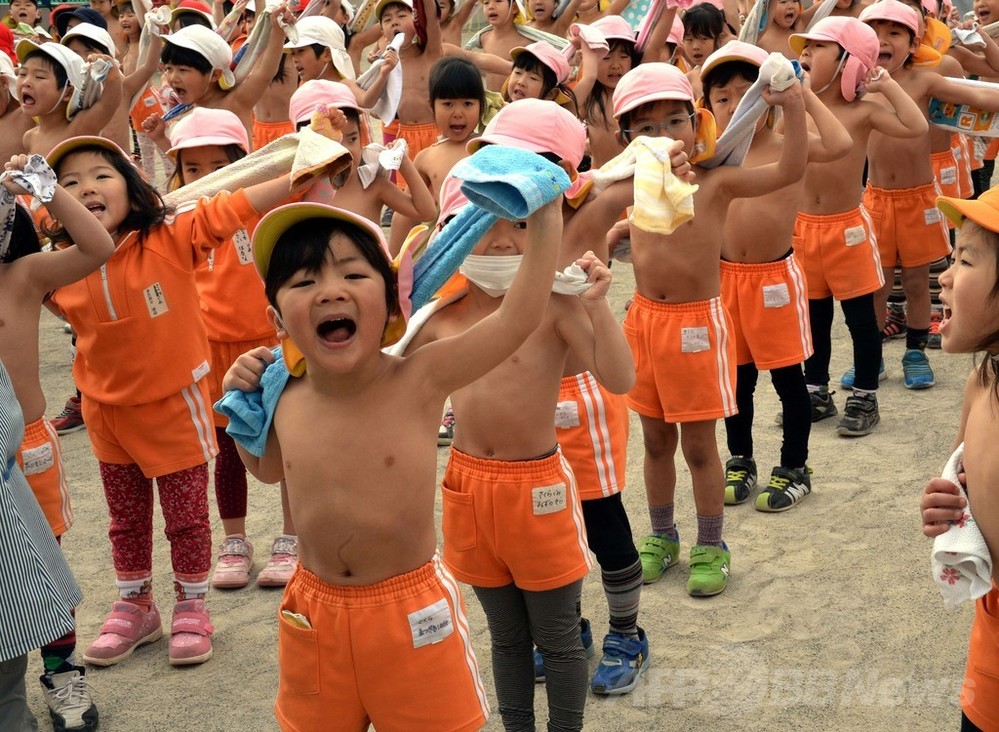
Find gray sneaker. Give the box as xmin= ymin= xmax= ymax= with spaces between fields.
xmin=40 ymin=665 xmax=98 ymax=731
xmin=836 ymin=392 xmax=880 ymax=437
xmin=809 ymin=389 xmax=838 ymax=422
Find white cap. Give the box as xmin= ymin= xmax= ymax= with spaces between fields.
xmin=62 ymin=22 xmax=116 ymax=57
xmin=0 ymin=53 xmax=15 ymax=87
xmin=164 ymin=25 xmax=236 ymax=89
xmin=284 ymin=16 xmax=355 ymax=81
xmin=15 ymin=38 xmax=85 ymax=90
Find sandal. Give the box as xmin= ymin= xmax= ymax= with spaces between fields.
xmin=82 ymin=601 xmax=163 ymax=667
xmin=169 ymin=599 xmax=215 ymax=666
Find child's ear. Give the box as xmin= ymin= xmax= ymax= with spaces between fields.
xmin=267 ymin=305 xmax=288 ymax=339
xmin=210 ymin=68 xmax=222 ymax=84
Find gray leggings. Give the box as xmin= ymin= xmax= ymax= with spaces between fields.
xmin=473 ymin=581 xmax=586 ymax=732
xmin=0 ymin=655 xmax=37 ymax=732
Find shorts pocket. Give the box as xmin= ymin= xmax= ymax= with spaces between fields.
xmin=441 ymin=485 xmax=477 ymax=552
xmin=621 ymin=318 xmax=643 ymax=374
xmin=277 ymin=603 xmax=320 ymax=695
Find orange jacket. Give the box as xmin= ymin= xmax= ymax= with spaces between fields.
xmin=50 ymin=190 xmax=259 ymax=406
xmin=962 ymin=584 xmax=999 ymax=730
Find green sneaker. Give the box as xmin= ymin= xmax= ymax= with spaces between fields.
xmin=686 ymin=543 xmax=731 ymax=597
xmin=638 ymin=534 xmax=679 ymax=585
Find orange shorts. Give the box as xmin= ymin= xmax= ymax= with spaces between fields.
xmin=441 ymin=447 xmax=591 ymax=591
xmin=381 ymin=120 xmax=439 ymax=190
xmin=556 ymin=371 xmax=629 ymax=501
xmin=931 ymin=149 xmax=960 ymax=201
xmin=275 ymin=556 xmax=489 ymax=732
xmin=863 ymin=182 xmax=951 ymax=268
xmin=623 ymin=294 xmax=737 ymax=423
xmin=792 ymin=208 xmax=885 ymax=300
xmin=207 ymin=336 xmax=278 ymax=428
xmin=252 ymin=118 xmax=294 ymax=151
xmin=16 ymin=418 xmax=72 ymax=537
xmin=954 ymin=134 xmax=974 ymax=199
xmin=987 ymin=137 xmax=999 ymax=161
xmin=129 ymin=87 xmax=163 ymax=132
xmin=82 ymin=381 xmax=218 ymax=478
xmin=720 ymin=254 xmax=813 ymax=370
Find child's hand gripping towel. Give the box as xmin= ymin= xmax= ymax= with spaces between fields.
xmin=215 ymin=347 xmax=291 ymax=458
xmin=701 ymin=52 xmax=800 ymax=170
xmin=409 ymin=145 xmax=571 ymax=308
xmin=356 ymin=32 xmax=405 ymax=123
xmin=0 ymin=154 xmax=55 ymax=260
xmin=590 ymin=137 xmax=699 ymax=234
xmin=569 ymin=22 xmax=609 ymax=53
xmin=357 ymin=138 xmax=408 ymax=188
xmin=932 ymin=442 xmax=995 ymax=611
xmin=928 ymin=77 xmax=999 ymax=137
xmin=952 ymin=24 xmax=987 ymax=50
xmin=464 ymin=24 xmax=571 ymax=51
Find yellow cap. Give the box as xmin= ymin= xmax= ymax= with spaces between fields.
xmin=937 ymin=186 xmax=999 ymax=230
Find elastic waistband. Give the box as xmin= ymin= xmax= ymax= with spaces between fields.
xmin=397 ymin=121 xmax=438 ymax=132
xmin=254 ymin=119 xmax=294 ymax=130
xmin=292 ymin=553 xmax=443 ymax=605
xmin=447 ymin=446 xmax=566 ymax=481
xmin=930 ymin=150 xmax=956 ymax=163
xmin=559 ymin=371 xmax=598 ymax=397
xmin=865 ymin=181 xmax=936 ymax=198
xmin=22 ymin=417 xmax=51 ymax=443
xmin=630 ymin=293 xmax=722 ymax=316
xmin=720 ymin=252 xmax=794 ymax=277
xmin=795 ymin=207 xmax=863 ymax=225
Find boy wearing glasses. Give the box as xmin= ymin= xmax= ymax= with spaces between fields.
xmin=609 ymin=63 xmax=807 ymax=596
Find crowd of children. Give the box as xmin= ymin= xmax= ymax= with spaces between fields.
xmin=2 ymin=0 xmax=999 ymax=728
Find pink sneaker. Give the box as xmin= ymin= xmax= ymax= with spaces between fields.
xmin=256 ymin=536 xmax=298 ymax=588
xmin=211 ymin=535 xmax=254 ymax=589
xmin=169 ymin=599 xmax=214 ymax=666
xmin=82 ymin=601 xmax=163 ymax=667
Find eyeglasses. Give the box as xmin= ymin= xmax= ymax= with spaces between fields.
xmin=622 ymin=112 xmax=695 ymax=139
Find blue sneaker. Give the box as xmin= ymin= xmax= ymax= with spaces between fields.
xmin=901 ymin=349 xmax=935 ymax=389
xmin=840 ymin=359 xmax=886 ymax=389
xmin=534 ymin=617 xmax=595 ymax=682
xmin=590 ymin=628 xmax=651 ymax=695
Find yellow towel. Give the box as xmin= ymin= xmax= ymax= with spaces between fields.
xmin=592 ymin=137 xmax=698 ymax=235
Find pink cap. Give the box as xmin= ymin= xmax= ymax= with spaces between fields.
xmin=668 ymin=15 xmax=684 ymax=46
xmin=789 ymin=16 xmax=878 ymax=101
xmin=700 ymin=40 xmax=770 ymax=82
xmin=467 ymin=98 xmax=586 ymax=169
xmin=510 ymin=42 xmax=570 ymax=84
xmin=289 ymin=79 xmax=361 ymax=126
xmin=612 ymin=62 xmax=694 ymax=119
xmin=435 ymin=175 xmax=470 ymax=227
xmin=859 ymin=0 xmax=921 ymax=37
xmin=166 ymin=107 xmax=249 ymax=157
xmin=590 ymin=15 xmax=636 ymax=43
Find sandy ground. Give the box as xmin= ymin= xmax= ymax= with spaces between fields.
xmin=24 ymin=263 xmax=977 ymax=732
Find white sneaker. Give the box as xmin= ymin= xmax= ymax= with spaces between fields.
xmin=257 ymin=536 xmax=298 ymax=587
xmin=40 ymin=665 xmax=99 ymax=731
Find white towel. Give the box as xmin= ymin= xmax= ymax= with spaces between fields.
xmin=356 ymin=32 xmax=405 ymax=123
xmin=952 ymin=25 xmax=987 ymax=50
xmin=931 ymin=442 xmax=994 ymax=611
xmin=357 ymin=138 xmax=408 ymax=188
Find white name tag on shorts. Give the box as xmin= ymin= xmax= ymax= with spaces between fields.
xmin=143 ymin=282 xmax=169 ymax=318
xmin=21 ymin=442 xmax=54 ymax=476
xmin=532 ymin=483 xmax=567 ymax=515
xmin=234 ymin=229 xmax=253 ymax=265
xmin=762 ymin=283 xmax=790 ymax=309
xmin=681 ymin=326 xmax=710 ymax=353
xmin=191 ymin=360 xmax=210 ymax=383
xmin=844 ymin=225 xmax=866 ymax=247
xmin=924 ymin=208 xmax=943 ymax=226
xmin=554 ymin=401 xmax=580 ymax=429
xmin=940 ymin=166 xmax=958 ymax=185
xmin=408 ymin=598 xmax=453 ymax=648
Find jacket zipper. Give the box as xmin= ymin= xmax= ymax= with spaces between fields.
xmin=100 ymin=264 xmax=118 ymax=321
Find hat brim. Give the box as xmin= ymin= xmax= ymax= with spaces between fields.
xmin=614 ymin=89 xmax=693 ymax=119
xmin=701 ymin=52 xmax=764 ymax=81
xmin=168 ymin=133 xmax=249 ymax=157
xmin=788 ymin=31 xmax=834 ymax=56
xmin=46 ymin=135 xmax=130 ymax=171
xmin=936 ymin=195 xmax=999 ymax=229
xmin=252 ymin=202 xmax=388 ymax=279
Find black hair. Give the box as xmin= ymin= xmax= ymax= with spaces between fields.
xmin=2 ymin=204 xmax=42 ymax=264
xmin=160 ymin=42 xmax=214 ymax=74
xmin=429 ymin=56 xmax=486 ymax=114
xmin=46 ymin=144 xmax=173 ymax=245
xmin=701 ymin=60 xmax=759 ymax=108
xmin=168 ymin=143 xmax=247 ymax=190
xmin=174 ymin=12 xmax=214 ymax=29
xmin=118 ymin=1 xmax=135 ymax=12
xmin=583 ymin=39 xmax=639 ymax=126
xmin=958 ymin=221 xmax=999 ymax=405
xmin=22 ymin=49 xmax=68 ymax=89
xmin=618 ymin=99 xmax=695 ymax=142
xmin=306 ymin=42 xmax=328 ymax=59
xmin=264 ymin=219 xmax=398 ymax=318
xmin=682 ymin=3 xmax=724 ymax=40
xmin=64 ymin=34 xmax=112 ymax=55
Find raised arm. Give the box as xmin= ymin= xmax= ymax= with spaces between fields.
xmin=803 ymin=83 xmax=852 ymax=162
xmin=444 ymin=43 xmax=514 ymax=76
xmin=420 ymin=0 xmax=443 ymax=56
xmin=222 ymin=346 xmax=287 ymax=483
xmin=639 ymin=6 xmax=677 ymax=63
xmin=231 ymin=5 xmax=292 ymax=109
xmin=865 ymin=68 xmax=929 ymax=139
xmin=123 ymin=33 xmax=163 ymax=101
xmin=67 ymin=54 xmax=124 ymax=137
xmin=378 ymin=156 xmax=438 ymax=220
